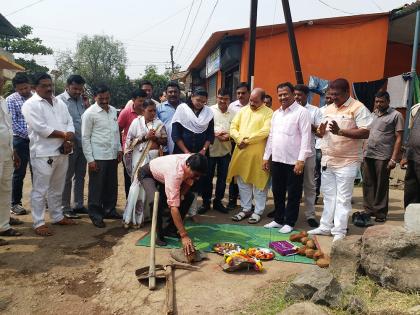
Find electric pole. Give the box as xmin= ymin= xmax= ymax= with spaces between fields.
xmin=282 ymin=0 xmax=303 ymax=84
xmin=247 ymin=0 xmax=258 ymax=89
xmin=170 ymin=45 xmax=175 ymax=73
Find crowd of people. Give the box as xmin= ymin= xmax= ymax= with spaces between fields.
xmin=1 ymin=69 xmax=419 ymax=254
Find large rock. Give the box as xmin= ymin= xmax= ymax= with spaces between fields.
xmin=278 ymin=302 xmax=328 ymax=315
xmin=285 ymin=267 xmax=342 ymax=307
xmin=329 ymin=235 xmax=362 ymax=288
xmin=405 ymin=204 xmax=420 ymax=234
xmin=360 ymin=225 xmax=420 ymax=292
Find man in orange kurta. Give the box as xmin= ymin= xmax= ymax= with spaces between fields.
xmin=227 ymin=88 xmax=273 ymax=224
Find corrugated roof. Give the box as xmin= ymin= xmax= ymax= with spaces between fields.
xmin=390 ymin=1 xmax=420 ymax=20
xmin=0 ymin=13 xmax=22 ymax=38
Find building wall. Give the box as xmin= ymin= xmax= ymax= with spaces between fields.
xmin=240 ymin=16 xmax=389 ymax=108
xmin=384 ymin=41 xmax=420 ymax=77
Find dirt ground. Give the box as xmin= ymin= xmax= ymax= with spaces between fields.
xmin=0 ymin=166 xmax=406 ymax=315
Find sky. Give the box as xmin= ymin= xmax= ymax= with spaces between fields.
xmin=2 ymin=0 xmax=410 ymax=78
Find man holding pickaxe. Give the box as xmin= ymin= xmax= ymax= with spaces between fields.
xmin=138 ymin=153 xmax=208 ymax=256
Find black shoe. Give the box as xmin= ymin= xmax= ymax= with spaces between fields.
xmin=156 ymin=237 xmax=167 ymax=247
xmin=73 ymin=206 xmax=88 ymax=214
xmin=352 ymin=212 xmax=373 ymax=227
xmin=104 ymin=210 xmax=123 ymax=220
xmin=213 ymin=200 xmax=228 ymax=214
xmin=267 ymin=210 xmax=275 ymax=218
xmin=64 ymin=210 xmax=81 ymax=219
xmin=226 ymin=200 xmax=237 ymax=210
xmin=197 ymin=203 xmax=210 ymax=215
xmin=10 ymin=204 xmax=27 ymax=215
xmin=307 ymin=218 xmax=319 ymax=228
xmin=10 ymin=217 xmax=24 ymax=225
xmin=164 ymin=230 xmax=180 ymax=239
xmin=91 ymin=217 xmax=106 ymax=228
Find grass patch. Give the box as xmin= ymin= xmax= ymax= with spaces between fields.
xmin=238 ymin=276 xmax=420 ymax=315
xmin=349 ymin=276 xmax=420 ymax=314
xmin=237 ymin=280 xmax=292 ymax=315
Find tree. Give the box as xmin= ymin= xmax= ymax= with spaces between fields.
xmin=137 ymin=65 xmax=170 ymax=100
xmin=0 ymin=25 xmax=52 ymax=73
xmin=56 ymin=35 xmax=133 ymax=107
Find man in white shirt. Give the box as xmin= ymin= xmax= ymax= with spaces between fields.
xmin=227 ymin=82 xmax=250 ymax=210
xmin=263 ymin=82 xmax=312 ymax=234
xmin=0 ymin=72 xmax=23 ymax=244
xmin=294 ymin=84 xmax=323 ymax=228
xmin=200 ymin=88 xmax=233 ymax=214
xmin=22 ymin=73 xmax=76 ymax=236
xmin=82 ymin=84 xmax=123 ymax=228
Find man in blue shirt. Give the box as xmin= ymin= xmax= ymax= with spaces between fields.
xmin=157 ymin=81 xmax=181 ymax=154
xmin=6 ymin=73 xmax=32 ymax=216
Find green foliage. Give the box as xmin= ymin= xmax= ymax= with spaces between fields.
xmin=0 ymin=25 xmax=53 ymax=73
xmin=56 ymin=35 xmax=133 ymax=108
xmin=136 ymin=65 xmax=170 ymax=99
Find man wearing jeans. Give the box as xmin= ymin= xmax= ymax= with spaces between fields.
xmin=57 ymin=75 xmax=87 ymax=219
xmin=6 ymin=73 xmax=32 ymax=215
xmin=294 ymin=84 xmax=323 ymax=228
xmin=200 ymin=88 xmax=233 ymax=214
xmin=263 ymin=82 xmax=312 ymax=234
xmin=309 ymin=78 xmax=372 ymax=242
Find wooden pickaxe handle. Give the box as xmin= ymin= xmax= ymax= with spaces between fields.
xmin=148 ymin=191 xmax=160 ymax=290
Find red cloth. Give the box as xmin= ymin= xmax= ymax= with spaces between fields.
xmin=118 ymin=104 xmax=139 ymax=148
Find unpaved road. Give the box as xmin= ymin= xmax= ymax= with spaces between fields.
xmin=0 ymin=166 xmax=405 ymax=314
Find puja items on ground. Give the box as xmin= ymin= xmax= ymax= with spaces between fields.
xmin=269 ymin=240 xmax=298 ymax=256
xmin=289 ymin=231 xmax=330 ymax=268
xmin=221 ymin=249 xmax=263 ymax=272
xmin=246 ymin=247 xmax=275 ymax=260
xmin=212 ymin=242 xmax=243 ymax=255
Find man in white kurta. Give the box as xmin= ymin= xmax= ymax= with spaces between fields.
xmin=22 ymin=73 xmax=76 ymax=236
xmin=0 ymin=73 xmax=22 ymax=244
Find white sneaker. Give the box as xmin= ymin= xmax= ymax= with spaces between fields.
xmin=308 ymin=228 xmax=331 ymax=236
xmin=333 ymin=234 xmax=345 ymax=242
xmin=279 ymin=225 xmax=293 ymax=234
xmin=264 ymin=221 xmax=283 ymax=229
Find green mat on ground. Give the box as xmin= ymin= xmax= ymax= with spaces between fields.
xmin=136 ymin=222 xmax=314 ymax=264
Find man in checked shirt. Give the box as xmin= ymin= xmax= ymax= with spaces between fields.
xmin=6 ymin=73 xmax=32 ymax=216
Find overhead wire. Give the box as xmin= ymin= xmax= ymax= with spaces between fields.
xmin=130 ymin=4 xmax=191 ymax=39
xmin=316 ymin=0 xmax=356 ymax=15
xmin=183 ymin=0 xmax=219 ymax=67
xmin=175 ymin=0 xmax=203 ymax=61
xmin=174 ymin=0 xmax=195 ymax=56
xmin=5 ymin=0 xmax=45 ymax=16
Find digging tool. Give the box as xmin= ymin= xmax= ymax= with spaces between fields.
xmin=165 ymin=264 xmax=174 ymax=315
xmin=148 ymin=191 xmax=160 ymax=290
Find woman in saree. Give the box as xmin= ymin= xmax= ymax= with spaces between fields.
xmin=123 ymin=99 xmax=167 ymax=228
xmin=171 ymin=87 xmax=214 ymax=220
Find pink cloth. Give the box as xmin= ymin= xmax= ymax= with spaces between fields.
xmin=118 ymin=104 xmax=139 ymax=149
xmin=149 ymin=154 xmax=194 ymax=207
xmin=263 ymin=102 xmax=312 ymax=164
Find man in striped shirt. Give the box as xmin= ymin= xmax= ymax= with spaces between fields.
xmin=6 ymin=73 xmax=32 ymax=216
